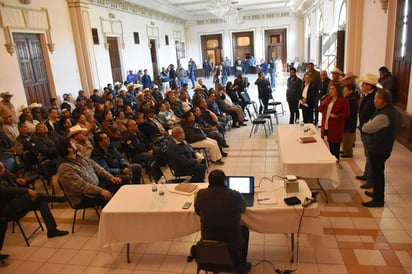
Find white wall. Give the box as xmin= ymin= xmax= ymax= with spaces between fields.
xmin=359 ymin=0 xmax=388 ymax=74
xmin=0 ymin=0 xmax=80 ymax=107
xmin=89 ymin=5 xmax=185 ymax=88
xmin=185 ymin=14 xmax=302 ymax=66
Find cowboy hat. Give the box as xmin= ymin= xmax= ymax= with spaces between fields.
xmin=114 ymin=81 xmax=122 ymax=86
xmin=0 ymin=91 xmax=13 ymax=97
xmin=341 ymin=72 xmax=358 ymax=80
xmin=331 ymin=67 xmax=343 ymax=74
xmin=142 ymin=88 xmax=150 ymax=92
xmin=29 ymin=102 xmax=43 ymax=109
xmin=194 ymin=84 xmax=203 ymax=91
xmin=19 ymin=104 xmax=29 ymax=112
xmin=358 ymin=73 xmax=380 ymax=86
xmin=67 ymin=125 xmax=87 ymax=137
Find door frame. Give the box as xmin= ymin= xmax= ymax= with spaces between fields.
xmin=107 ymin=36 xmax=123 ymax=84
xmin=200 ymin=34 xmax=223 ymax=66
xmin=264 ymin=28 xmax=287 ymax=71
xmin=231 ymin=31 xmax=254 ymax=64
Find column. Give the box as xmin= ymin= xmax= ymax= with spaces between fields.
xmin=344 ymin=0 xmax=364 ymax=75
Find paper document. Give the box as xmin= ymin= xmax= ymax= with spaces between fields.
xmin=257 ymin=192 xmax=277 ymax=205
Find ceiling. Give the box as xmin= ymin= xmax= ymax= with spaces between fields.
xmin=128 ymin=0 xmax=310 ymax=20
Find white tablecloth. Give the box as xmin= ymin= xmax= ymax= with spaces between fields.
xmin=97 ymin=181 xmax=322 ymax=249
xmin=276 ymin=124 xmax=341 ymax=187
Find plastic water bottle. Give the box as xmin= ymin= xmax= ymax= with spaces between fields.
xmin=299 ymin=119 xmax=304 ymax=135
xmin=152 ymin=183 xmax=158 ymax=201
xmin=158 ymin=176 xmax=167 ymax=202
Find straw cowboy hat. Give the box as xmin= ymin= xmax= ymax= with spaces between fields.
xmin=67 ymin=125 xmax=87 ymax=137
xmin=29 ymin=102 xmax=43 ymax=109
xmin=358 ymin=73 xmax=380 ymax=86
xmin=194 ymin=84 xmax=203 ymax=91
xmin=0 ymin=91 xmax=13 ymax=97
xmin=19 ymin=104 xmax=29 ymax=113
xmin=341 ymin=72 xmax=358 ymax=80
xmin=331 ymin=67 xmax=343 ymax=74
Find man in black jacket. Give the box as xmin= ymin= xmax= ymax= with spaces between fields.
xmin=165 ymin=127 xmax=206 ymax=182
xmin=286 ymin=67 xmax=303 ymax=124
xmin=362 ymin=90 xmax=396 ymax=207
xmin=0 ymin=162 xmax=68 ymax=261
xmin=356 ymin=73 xmax=378 ymax=189
xmin=300 ymin=73 xmax=318 ymax=124
xmin=194 ymin=169 xmax=251 ymax=273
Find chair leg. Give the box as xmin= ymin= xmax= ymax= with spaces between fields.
xmin=94 ymin=207 xmax=100 ymax=219
xmin=72 ymin=209 xmax=78 ymax=233
xmin=33 ymin=211 xmax=44 ymax=232
xmin=82 ymin=208 xmax=86 ymax=220
xmin=15 ymin=221 xmax=30 ymax=247
xmin=264 ymin=124 xmax=268 ymax=138
xmin=249 ymin=125 xmax=254 ymax=137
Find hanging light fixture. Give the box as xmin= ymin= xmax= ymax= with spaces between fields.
xmin=208 ymin=0 xmax=231 ymax=18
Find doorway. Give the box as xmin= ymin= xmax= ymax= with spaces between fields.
xmin=336 ymin=30 xmax=345 ymax=71
xmin=264 ymin=29 xmax=287 ymax=71
xmin=14 ymin=33 xmax=51 ymax=107
xmin=232 ymin=31 xmax=254 ymax=63
xmin=149 ymin=39 xmax=159 ymax=82
xmin=201 ymin=34 xmax=222 ymax=67
xmin=107 ymin=37 xmax=122 ymax=83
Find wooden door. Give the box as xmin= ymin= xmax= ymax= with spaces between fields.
xmin=336 ymin=30 xmax=345 ymax=71
xmin=107 ymin=37 xmax=122 ymax=83
xmin=264 ymin=29 xmax=287 ymax=71
xmin=14 ymin=33 xmax=51 ymax=107
xmin=201 ymin=34 xmax=222 ymax=66
xmin=232 ymin=31 xmax=254 ymax=62
xmin=150 ymin=39 xmax=159 ymax=82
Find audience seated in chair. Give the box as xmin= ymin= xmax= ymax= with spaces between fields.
xmin=92 ymin=132 xmax=142 ymax=185
xmin=0 ymin=162 xmax=68 ymax=262
xmin=57 ymin=138 xmax=122 ymax=209
xmin=181 ymin=111 xmax=225 ymax=163
xmin=165 ymin=127 xmax=206 ymax=182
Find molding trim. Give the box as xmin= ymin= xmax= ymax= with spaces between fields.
xmin=194 ymin=11 xmax=291 ymax=25
xmin=90 ymin=0 xmax=186 ymax=25
xmin=0 ymin=2 xmax=55 ymax=55
xmin=100 ymin=17 xmax=125 ymax=49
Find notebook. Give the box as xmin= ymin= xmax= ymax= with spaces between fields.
xmin=226 ymin=176 xmax=255 ymax=207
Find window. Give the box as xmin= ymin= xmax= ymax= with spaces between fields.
xmin=165 ymin=35 xmax=169 ymax=46
xmin=133 ymin=32 xmax=140 ymax=44
xmin=206 ymin=39 xmax=219 ymax=48
xmin=237 ymin=37 xmax=250 ymax=47
xmin=91 ymin=28 xmax=99 ymax=45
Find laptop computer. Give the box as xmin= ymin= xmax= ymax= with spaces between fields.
xmin=226 ymin=176 xmax=255 ymax=207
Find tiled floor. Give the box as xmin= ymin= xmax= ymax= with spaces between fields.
xmin=2 ymin=74 xmax=412 ymax=273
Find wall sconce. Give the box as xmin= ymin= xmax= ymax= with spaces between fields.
xmin=108 ymin=13 xmax=115 ymax=19
xmin=150 ymin=21 xmax=155 ymax=26
xmin=19 ymin=0 xmax=31 ymax=4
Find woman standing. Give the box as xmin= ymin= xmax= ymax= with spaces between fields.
xmin=318 ymin=83 xmax=349 ymax=162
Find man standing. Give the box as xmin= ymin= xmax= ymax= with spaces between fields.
xmin=362 ymin=90 xmax=396 ymax=207
xmin=286 ymin=67 xmax=303 ymax=124
xmin=356 ymin=73 xmax=378 ymax=189
xmin=188 ymin=58 xmax=197 ymax=89
xmin=202 ymin=60 xmax=211 ymax=79
xmin=194 ymin=169 xmax=251 ymax=273
xmin=0 ymin=91 xmax=17 ymax=124
xmin=141 ymin=69 xmax=152 ymax=89
xmin=378 ymin=66 xmax=398 ymax=101
xmin=269 ymin=58 xmax=277 ymax=89
xmin=255 ymin=71 xmax=272 ymax=114
xmin=160 ymin=67 xmax=170 ymax=93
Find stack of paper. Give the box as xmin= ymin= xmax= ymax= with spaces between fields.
xmin=257 ymin=192 xmax=277 ymax=205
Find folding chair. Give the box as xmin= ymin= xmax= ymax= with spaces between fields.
xmin=195 ymin=240 xmax=239 ymax=274
xmin=11 ymin=210 xmax=44 ymax=247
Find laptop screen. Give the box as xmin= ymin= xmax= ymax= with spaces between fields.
xmin=226 ymin=176 xmax=254 ymax=194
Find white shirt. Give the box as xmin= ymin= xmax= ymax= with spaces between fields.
xmin=302 ymin=84 xmax=309 ymax=99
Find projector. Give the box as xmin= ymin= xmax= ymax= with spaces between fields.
xmin=284 ymin=175 xmax=299 ymax=193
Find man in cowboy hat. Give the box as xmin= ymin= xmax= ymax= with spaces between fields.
xmin=0 ymin=91 xmax=17 ymax=124
xmin=356 ymin=73 xmax=379 ymax=189
xmin=328 ymin=67 xmax=343 ymax=90
xmin=68 ymin=125 xmax=93 ymax=157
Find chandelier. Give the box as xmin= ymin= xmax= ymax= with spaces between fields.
xmin=207 ymin=0 xmax=242 ymax=24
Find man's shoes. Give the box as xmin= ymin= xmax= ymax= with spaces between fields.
xmin=223 ymin=144 xmax=230 ymax=148
xmin=356 ymin=175 xmax=367 ymax=181
xmin=213 ymin=159 xmax=225 ymax=165
xmin=341 ymin=154 xmax=353 ymax=158
xmin=239 ymin=122 xmax=247 ymax=126
xmin=240 ymin=261 xmax=252 ymax=273
xmin=364 ymin=191 xmax=374 ymax=198
xmin=47 ymin=229 xmax=69 ymax=238
xmin=243 ymin=119 xmax=249 ymax=122
xmin=360 ymin=183 xmax=373 ymax=189
xmin=362 ymin=200 xmax=384 ymax=208
xmin=221 ymin=151 xmax=228 ymax=157
xmin=0 ymin=253 xmax=9 ymax=262
xmin=232 ymin=124 xmax=240 ymax=128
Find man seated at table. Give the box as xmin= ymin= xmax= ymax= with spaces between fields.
xmin=57 ymin=138 xmax=122 ymax=208
xmin=193 ymin=169 xmax=251 ymax=273
xmin=165 ymin=127 xmax=206 ymax=182
xmin=92 ymin=132 xmax=142 ymax=184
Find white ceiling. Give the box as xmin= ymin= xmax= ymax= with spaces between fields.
xmin=129 ymin=0 xmax=309 ymax=20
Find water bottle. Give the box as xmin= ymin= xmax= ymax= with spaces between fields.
xmin=152 ymin=183 xmax=158 ymax=201
xmin=299 ymin=119 xmax=304 ymax=135
xmin=158 ymin=176 xmax=167 ymax=202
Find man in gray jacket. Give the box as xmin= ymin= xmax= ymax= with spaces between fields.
xmin=57 ymin=138 xmax=122 ymax=208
